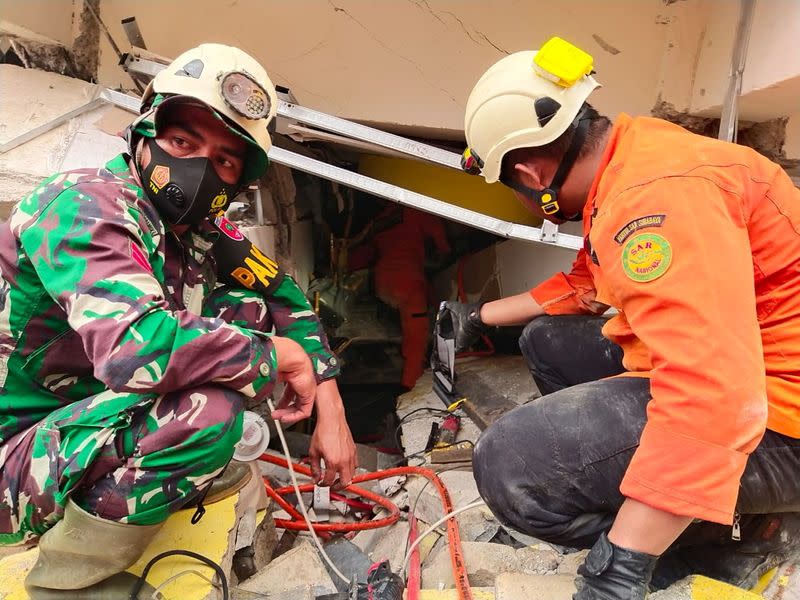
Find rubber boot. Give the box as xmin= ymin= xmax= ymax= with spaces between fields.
xmin=25 ymin=499 xmax=162 ymax=598
xmin=203 ymin=460 xmax=252 ymax=504
xmin=652 ymin=512 xmax=800 ymax=591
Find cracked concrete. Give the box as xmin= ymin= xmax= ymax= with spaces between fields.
xmin=328 ymin=0 xmax=458 ymax=104
xmin=592 ymin=34 xmax=621 ymax=55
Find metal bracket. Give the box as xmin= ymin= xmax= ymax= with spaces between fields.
xmin=539 ymin=220 xmax=560 ymax=244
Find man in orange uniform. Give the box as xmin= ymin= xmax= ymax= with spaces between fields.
xmin=364 ymin=204 xmax=451 ymax=390
xmin=443 ymin=37 xmax=800 ymax=598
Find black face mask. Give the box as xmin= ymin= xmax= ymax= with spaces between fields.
xmin=140 ymin=137 xmax=239 ymax=226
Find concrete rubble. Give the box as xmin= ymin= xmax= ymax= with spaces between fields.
xmin=225 ymin=360 xmax=800 ymax=600
xmin=234 ymin=364 xmax=800 ymax=600
xmin=236 ymin=541 xmax=338 ymax=598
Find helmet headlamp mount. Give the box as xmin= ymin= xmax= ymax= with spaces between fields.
xmin=219 ymin=71 xmax=272 ymax=120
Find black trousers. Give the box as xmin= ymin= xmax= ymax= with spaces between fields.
xmin=473 ymin=315 xmax=800 ymax=550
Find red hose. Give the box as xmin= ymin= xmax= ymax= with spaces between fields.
xmin=406 ymin=512 xmax=421 ymax=600
xmin=260 ymin=454 xmax=473 ymax=600
xmin=261 ymin=453 xmax=400 ymax=534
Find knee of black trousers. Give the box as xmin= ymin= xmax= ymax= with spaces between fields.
xmin=518 ymin=317 xmax=561 ymax=377
xmin=472 ymin=400 xmax=573 ymax=540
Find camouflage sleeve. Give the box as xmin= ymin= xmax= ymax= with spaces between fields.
xmin=268 ymin=274 xmax=340 ymax=382
xmin=212 ymin=218 xmax=340 ymax=382
xmin=16 ymin=183 xmax=278 ymax=400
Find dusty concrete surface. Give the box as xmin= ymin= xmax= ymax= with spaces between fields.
xmin=494 ymin=573 xmax=576 ymax=600
xmin=0 ymin=64 xmax=127 ymax=220
xmin=237 ymin=541 xmax=337 ymax=597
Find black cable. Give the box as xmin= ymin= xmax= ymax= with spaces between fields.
xmin=130 ymin=549 xmax=229 ymax=600
xmin=393 ymin=407 xmax=452 ymax=453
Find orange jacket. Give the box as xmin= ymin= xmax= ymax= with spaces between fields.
xmin=531 ymin=114 xmax=800 ymax=525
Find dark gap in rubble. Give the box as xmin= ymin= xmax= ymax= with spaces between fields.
xmin=233 ymin=135 xmax=508 ymax=458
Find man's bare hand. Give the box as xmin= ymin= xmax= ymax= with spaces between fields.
xmin=270 ymin=336 xmax=316 ymax=425
xmin=309 ymin=380 xmax=357 ymax=488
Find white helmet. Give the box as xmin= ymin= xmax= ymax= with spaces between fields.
xmin=462 ymin=37 xmax=600 ymax=184
xmin=139 ymin=43 xmax=278 ymax=183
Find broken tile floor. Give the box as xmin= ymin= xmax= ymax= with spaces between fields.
xmin=0 ymin=354 xmax=798 ymax=599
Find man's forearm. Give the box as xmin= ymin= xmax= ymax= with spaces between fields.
xmin=314 ymin=379 xmax=346 ymax=420
xmin=481 ymin=292 xmax=546 ymax=326
xmin=608 ymin=498 xmax=693 ymax=555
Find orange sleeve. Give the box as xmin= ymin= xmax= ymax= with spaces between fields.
xmin=529 ymin=247 xmax=607 ymax=315
xmin=592 ymin=177 xmax=767 ymax=524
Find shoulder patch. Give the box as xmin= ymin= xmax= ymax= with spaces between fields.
xmin=614 ymin=214 xmax=666 ymax=244
xmin=214 ymin=214 xmax=245 ymax=241
xmin=622 ymin=233 xmax=672 ymax=282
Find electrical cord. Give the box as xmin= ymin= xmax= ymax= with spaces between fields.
xmin=401 ymin=500 xmax=487 ymax=574
xmin=267 ymin=398 xmax=352 ymax=585
xmin=261 ymin=458 xmax=474 ymax=600
xmin=129 ymin=549 xmax=228 ymax=600
xmin=151 ymin=569 xmax=219 ymax=599
xmin=403 ymin=464 xmax=466 ymax=561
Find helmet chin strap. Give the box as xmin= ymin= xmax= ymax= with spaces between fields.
xmin=503 ymin=111 xmax=591 ymax=222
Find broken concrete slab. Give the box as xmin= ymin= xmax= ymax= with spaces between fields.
xmin=237 ymin=540 xmax=337 ymax=597
xmin=649 ymin=575 xmax=763 ymax=600
xmin=422 ymin=541 xmax=518 ymax=589
xmin=404 ymin=469 xmax=482 ymax=526
xmin=422 ymin=540 xmax=564 ymax=589
xmin=454 ymin=355 xmax=539 ymax=430
xmin=555 ymin=549 xmax=590 ymax=575
xmin=494 ymin=573 xmax=576 ymax=600
xmin=454 ymin=504 xmax=500 ymax=543
xmin=516 ymin=543 xmax=561 ymax=575
xmin=372 ymin=519 xmax=411 ymax=572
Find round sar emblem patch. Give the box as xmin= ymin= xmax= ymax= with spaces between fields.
xmin=622 ymin=233 xmax=672 ymax=282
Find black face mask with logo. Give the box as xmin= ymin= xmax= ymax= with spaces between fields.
xmin=140 ymin=137 xmax=239 ymax=226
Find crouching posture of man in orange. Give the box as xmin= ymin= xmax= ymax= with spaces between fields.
xmin=442 ymin=37 xmax=800 ymax=598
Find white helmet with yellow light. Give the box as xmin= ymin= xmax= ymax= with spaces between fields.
xmin=461 ymin=37 xmax=600 ymax=218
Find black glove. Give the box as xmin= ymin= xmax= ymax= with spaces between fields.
xmin=438 ymin=301 xmax=489 ymax=353
xmin=573 ymin=533 xmax=659 ymax=600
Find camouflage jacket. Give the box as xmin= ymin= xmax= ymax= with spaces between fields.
xmin=0 ymin=154 xmax=338 ymax=445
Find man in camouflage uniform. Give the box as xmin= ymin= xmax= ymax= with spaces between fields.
xmin=0 ymin=44 xmax=356 ymax=595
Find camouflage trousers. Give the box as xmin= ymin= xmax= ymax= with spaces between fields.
xmin=0 ymin=287 xmax=273 ymax=545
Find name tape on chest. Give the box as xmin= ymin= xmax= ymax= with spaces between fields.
xmin=614 ymin=214 xmax=666 ymax=244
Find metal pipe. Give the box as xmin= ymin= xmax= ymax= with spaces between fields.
xmin=268 ymin=146 xmax=582 ymax=250
xmin=718 ymin=0 xmax=758 ymax=142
